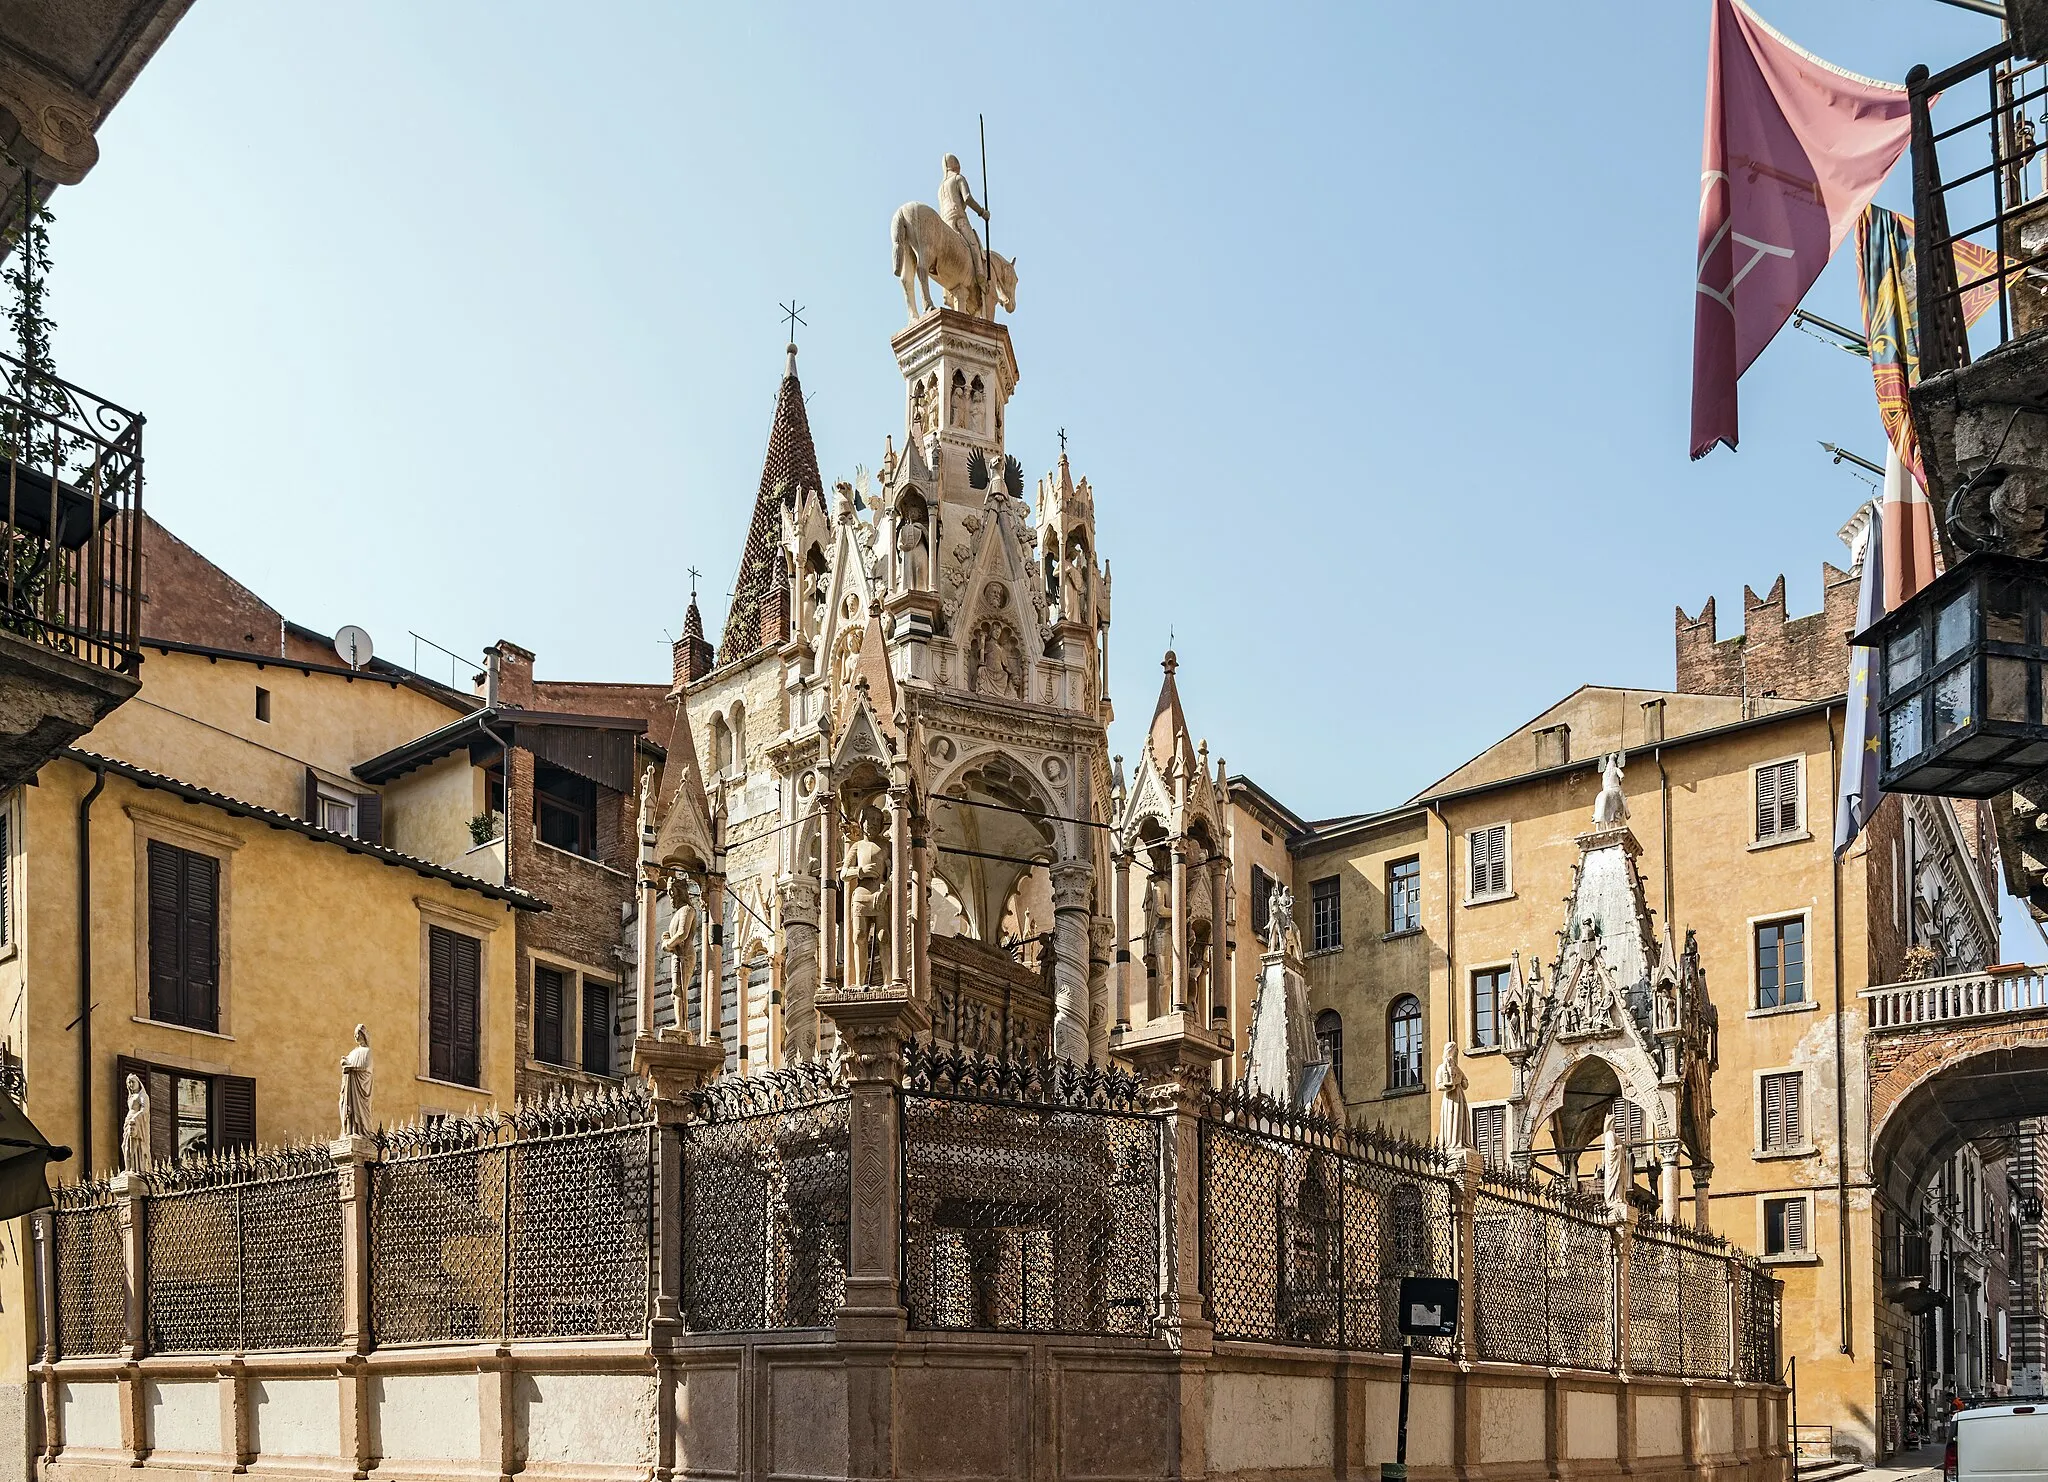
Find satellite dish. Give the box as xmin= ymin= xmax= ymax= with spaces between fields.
xmin=334 ymin=625 xmax=374 ymax=670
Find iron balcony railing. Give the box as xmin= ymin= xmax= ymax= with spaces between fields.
xmin=0 ymin=347 xmax=142 ymax=674
xmin=1909 ymin=42 xmax=2048 ymax=377
xmin=1862 ymin=964 xmax=2048 ymax=1030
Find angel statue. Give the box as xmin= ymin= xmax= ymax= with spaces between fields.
xmin=120 ymin=1073 xmax=150 ymax=1174
xmin=1593 ymin=751 xmax=1629 ymax=826
xmin=340 ymin=1025 xmax=374 ymax=1138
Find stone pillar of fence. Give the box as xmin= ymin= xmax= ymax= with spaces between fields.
xmin=30 ymin=1208 xmax=57 ymax=1463
xmin=636 ymin=1034 xmax=726 ymax=1342
xmin=1117 ymin=1012 xmax=1228 ymax=1347
xmin=1613 ymin=1211 xmax=1634 ymax=1380
xmin=330 ymin=1133 xmax=377 ymax=1478
xmin=111 ymin=1170 xmax=149 ymax=1466
xmin=1453 ymin=1148 xmax=1483 ymax=1364
xmin=819 ymin=986 xmax=927 ymax=1482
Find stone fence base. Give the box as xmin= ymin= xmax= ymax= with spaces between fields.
xmin=32 ymin=1331 xmax=1790 ymax=1482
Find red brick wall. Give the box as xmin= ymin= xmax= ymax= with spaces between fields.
xmin=137 ymin=516 xmax=285 ymax=652
xmin=1675 ymin=566 xmax=1859 ymax=701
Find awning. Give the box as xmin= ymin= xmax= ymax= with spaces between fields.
xmin=0 ymin=1095 xmax=70 ymax=1220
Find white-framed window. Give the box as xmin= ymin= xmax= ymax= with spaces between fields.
xmin=315 ymin=781 xmax=357 ymax=837
xmin=1472 ymin=1103 xmax=1508 ymax=1166
xmin=1310 ymin=876 xmax=1342 ymax=953
xmin=1387 ymin=856 xmax=1421 ymax=934
xmin=1752 ymin=756 xmax=1805 ymax=845
xmin=1466 ymin=823 xmax=1510 ymax=902
xmin=1470 ymin=964 xmax=1509 ymax=1050
xmin=1758 ymin=1069 xmax=1806 ymax=1153
xmin=1762 ymin=1194 xmax=1811 ymax=1259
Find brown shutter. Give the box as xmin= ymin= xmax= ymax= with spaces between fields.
xmin=427 ymin=926 xmax=455 ymax=1083
xmin=1763 ymin=1075 xmax=1784 ymax=1149
xmin=451 ymin=932 xmax=481 ymax=1087
xmin=182 ymin=850 xmax=219 ymax=1032
xmin=146 ymin=841 xmax=182 ymax=1022
xmin=356 ymin=791 xmax=382 ymax=846
xmin=1785 ymin=1073 xmax=1803 ymax=1146
xmin=215 ymin=1075 xmax=255 ymax=1151
xmin=1779 ymin=762 xmax=1800 ymax=835
xmin=1786 ymin=1198 xmax=1807 ymax=1252
xmin=581 ymin=980 xmax=611 ymax=1076
xmin=533 ymin=965 xmax=565 ymax=1065
xmin=148 ymin=1069 xmax=176 ymax=1164
xmin=305 ymin=768 xmax=321 ymax=824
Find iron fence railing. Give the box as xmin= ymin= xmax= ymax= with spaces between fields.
xmin=678 ymin=1062 xmax=848 ymax=1333
xmin=1626 ymin=1213 xmax=1735 ymax=1380
xmin=1470 ymin=1163 xmax=1617 ymax=1371
xmin=1200 ymin=1081 xmax=1459 ymax=1354
xmin=900 ymin=1041 xmax=1158 ymax=1336
xmin=372 ymin=1086 xmax=655 ymax=1345
xmin=0 ymin=347 xmax=142 ymax=672
xmin=50 ymin=1182 xmax=123 ymax=1358
xmin=148 ymin=1146 xmax=342 ymax=1353
xmin=1909 ymin=43 xmax=2048 ymax=375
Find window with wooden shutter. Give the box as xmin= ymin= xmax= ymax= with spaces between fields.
xmin=1755 ymin=760 xmax=1802 ymax=842
xmin=355 ymin=791 xmax=383 ymax=846
xmin=1468 ymin=825 xmax=1508 ymax=899
xmin=1250 ymin=865 xmax=1272 ymax=939
xmin=582 ymin=980 xmax=612 ymax=1077
xmin=1761 ymin=1071 xmax=1804 ymax=1150
xmin=215 ymin=1075 xmax=255 ymax=1151
xmin=146 ymin=841 xmax=219 ymax=1032
xmin=1765 ymin=1196 xmax=1808 ymax=1256
xmin=1472 ymin=1105 xmax=1507 ymax=1166
xmin=428 ymin=925 xmax=482 ymax=1087
xmin=533 ymin=965 xmax=566 ymax=1065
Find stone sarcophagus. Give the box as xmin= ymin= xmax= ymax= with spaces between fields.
xmin=927 ymin=933 xmax=1054 ymax=1058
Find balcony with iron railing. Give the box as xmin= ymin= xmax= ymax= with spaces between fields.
xmin=0 ymin=345 xmax=142 ymax=786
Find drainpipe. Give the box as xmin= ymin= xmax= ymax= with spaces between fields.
xmin=1829 ymin=705 xmax=1853 ymax=1354
xmin=76 ymin=762 xmax=105 ymax=1179
xmin=1429 ymin=802 xmax=1456 ymax=1050
xmin=1654 ymin=747 xmax=1673 ymax=925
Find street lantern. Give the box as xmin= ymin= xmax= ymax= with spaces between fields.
xmin=1858 ymin=552 xmax=2048 ymax=799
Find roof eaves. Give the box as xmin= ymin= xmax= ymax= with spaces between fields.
xmin=64 ymin=749 xmax=545 ymax=911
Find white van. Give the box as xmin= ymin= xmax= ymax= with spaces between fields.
xmin=1948 ymin=1405 xmax=2048 ymax=1482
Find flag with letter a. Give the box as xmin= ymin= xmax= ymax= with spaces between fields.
xmin=1691 ymin=0 xmax=1912 ymax=459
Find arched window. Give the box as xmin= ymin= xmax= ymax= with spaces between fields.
xmin=1388 ymin=995 xmax=1422 ymax=1090
xmin=1315 ymin=1009 xmax=1344 ymax=1096
xmin=709 ymin=714 xmax=732 ymax=774
xmin=729 ymin=701 xmax=746 ymax=774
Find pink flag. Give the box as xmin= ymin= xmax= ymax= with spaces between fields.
xmin=1692 ymin=0 xmax=1912 ymax=459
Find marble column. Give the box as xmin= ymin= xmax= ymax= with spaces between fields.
xmin=778 ymin=876 xmax=820 ymax=1062
xmin=1050 ymin=860 xmax=1093 ymax=1063
xmin=1207 ymin=859 xmax=1228 ymax=1027
xmin=818 ymin=795 xmax=840 ymax=991
xmin=1112 ymin=851 xmax=1132 ymax=1031
xmin=1169 ymin=843 xmax=1188 ymax=1012
xmin=1089 ymin=913 xmax=1114 ymax=1063
xmin=911 ymin=816 xmax=932 ymax=1002
xmin=887 ymin=773 xmax=910 ymax=990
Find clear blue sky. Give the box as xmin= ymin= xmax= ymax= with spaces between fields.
xmin=44 ymin=0 xmax=2041 ymax=944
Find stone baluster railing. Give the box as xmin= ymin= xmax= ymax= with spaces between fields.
xmin=1863 ymin=965 xmax=2048 ymax=1030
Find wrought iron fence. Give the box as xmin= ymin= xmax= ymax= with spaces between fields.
xmin=1200 ymin=1083 xmax=1459 ymax=1354
xmin=1470 ymin=1164 xmax=1616 ymax=1371
xmin=373 ymin=1085 xmax=655 ymax=1345
xmin=1626 ymin=1214 xmax=1733 ymax=1379
xmin=147 ymin=1146 xmax=343 ymax=1353
xmin=50 ymin=1183 xmax=124 ymax=1357
xmin=900 ymin=1041 xmax=1159 ymax=1336
xmin=0 ymin=348 xmax=142 ymax=672
xmin=678 ymin=1061 xmax=849 ymax=1332
xmin=1736 ymin=1255 xmax=1784 ymax=1385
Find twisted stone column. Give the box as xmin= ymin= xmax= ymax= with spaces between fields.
xmin=1089 ymin=913 xmax=1114 ymax=1063
xmin=778 ymin=876 xmax=820 ymax=1062
xmin=1050 ymin=860 xmax=1093 ymax=1063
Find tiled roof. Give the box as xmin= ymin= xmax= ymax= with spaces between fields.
xmin=716 ymin=345 xmax=822 ymax=667
xmin=65 ymin=748 xmax=546 ymax=910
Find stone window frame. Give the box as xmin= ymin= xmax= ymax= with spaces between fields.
xmin=1308 ymin=874 xmax=1342 ymax=955
xmin=1467 ymin=961 xmax=1511 ymax=1055
xmin=1746 ymin=906 xmax=1817 ymax=1017
xmin=1752 ymin=1064 xmax=1815 ymax=1160
xmin=415 ymin=895 xmax=502 ymax=1094
xmin=1463 ymin=822 xmax=1513 ymax=906
xmin=524 ymin=946 xmax=621 ymax=1081
xmin=1757 ymin=1192 xmax=1818 ymax=1265
xmin=126 ymin=803 xmax=241 ymax=1042
xmin=1748 ymin=753 xmax=1811 ymax=851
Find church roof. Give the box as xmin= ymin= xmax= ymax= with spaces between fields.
xmin=717 ymin=344 xmax=823 ymax=668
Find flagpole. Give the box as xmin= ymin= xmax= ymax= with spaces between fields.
xmin=1924 ymin=0 xmax=2004 ymax=18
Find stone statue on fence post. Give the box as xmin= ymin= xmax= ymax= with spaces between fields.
xmin=1435 ymin=1042 xmax=1468 ymax=1151
xmin=119 ymin=1073 xmax=149 ymax=1173
xmin=340 ymin=1024 xmax=374 ymax=1138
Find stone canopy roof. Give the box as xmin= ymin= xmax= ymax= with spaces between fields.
xmin=716 ymin=344 xmax=823 ymax=668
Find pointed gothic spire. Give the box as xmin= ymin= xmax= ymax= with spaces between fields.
xmin=1147 ymin=649 xmax=1198 ymax=777
xmin=672 ymin=586 xmax=714 ymax=691
xmin=717 ymin=342 xmax=824 ymax=668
